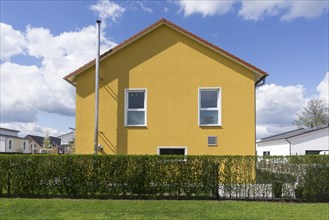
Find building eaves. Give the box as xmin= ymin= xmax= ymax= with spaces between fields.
xmin=258 ymin=125 xmax=329 ymax=143
xmin=0 ymin=127 xmax=20 ymax=133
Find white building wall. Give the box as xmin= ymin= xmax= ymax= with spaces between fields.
xmin=22 ymin=140 xmax=30 ymax=153
xmin=58 ymin=132 xmax=75 ymax=145
xmin=5 ymin=138 xmax=13 ymax=153
xmin=290 ymin=128 xmax=329 ymax=155
xmin=0 ymin=136 xmax=6 ymax=152
xmin=0 ymin=137 xmax=30 ymax=153
xmin=256 ymin=140 xmax=290 ymax=156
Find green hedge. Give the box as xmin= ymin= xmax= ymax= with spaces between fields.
xmin=0 ymin=155 xmax=218 ymax=199
xmin=0 ymin=155 xmax=328 ymax=201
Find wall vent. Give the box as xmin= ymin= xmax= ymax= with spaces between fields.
xmin=208 ymin=136 xmax=217 ymax=146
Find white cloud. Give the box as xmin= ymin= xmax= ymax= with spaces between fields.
xmin=177 ymin=0 xmax=235 ymax=17
xmin=239 ymin=0 xmax=329 ymax=21
xmin=256 ymin=72 xmax=329 ymax=139
xmin=316 ymin=72 xmax=329 ymax=105
xmin=256 ymin=84 xmax=306 ymax=138
xmin=90 ymin=0 xmax=126 ymax=22
xmin=256 ymin=124 xmax=297 ymax=140
xmin=281 ymin=1 xmax=329 ymax=21
xmin=138 ymin=2 xmax=153 ymax=14
xmin=239 ymin=0 xmax=287 ymax=21
xmin=0 ymin=23 xmax=26 ymax=60
xmin=0 ymin=23 xmax=116 ymax=125
xmin=0 ymin=122 xmax=62 ymax=137
xmin=176 ymin=0 xmax=328 ymax=21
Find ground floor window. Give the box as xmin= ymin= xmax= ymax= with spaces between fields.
xmin=305 ymin=150 xmax=321 ymax=155
xmin=263 ymin=151 xmax=270 ymax=156
xmin=157 ymin=146 xmax=187 ymax=155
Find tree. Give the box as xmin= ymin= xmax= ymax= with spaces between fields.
xmin=42 ymin=131 xmax=51 ymax=149
xmin=294 ymin=98 xmax=328 ymax=128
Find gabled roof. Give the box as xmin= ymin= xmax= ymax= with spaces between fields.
xmin=257 ymin=124 xmax=329 ymax=143
xmin=26 ymin=135 xmax=61 ymax=147
xmin=64 ymin=18 xmax=268 ymax=86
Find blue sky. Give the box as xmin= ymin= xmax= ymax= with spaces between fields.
xmin=1 ymin=0 xmax=328 ymax=138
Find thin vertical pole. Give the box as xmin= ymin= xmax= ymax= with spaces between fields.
xmin=94 ymin=20 xmax=101 ymax=155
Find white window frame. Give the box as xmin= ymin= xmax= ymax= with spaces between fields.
xmin=124 ymin=88 xmax=147 ymax=127
xmin=198 ymin=87 xmax=221 ymax=126
xmin=157 ymin=146 xmax=188 ymax=156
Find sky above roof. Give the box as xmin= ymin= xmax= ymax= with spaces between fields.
xmin=0 ymin=0 xmax=328 ymax=139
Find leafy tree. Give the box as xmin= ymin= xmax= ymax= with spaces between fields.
xmin=42 ymin=131 xmax=51 ymax=149
xmin=294 ymin=98 xmax=328 ymax=128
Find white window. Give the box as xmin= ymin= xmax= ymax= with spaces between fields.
xmin=125 ymin=89 xmax=147 ymax=126
xmin=157 ymin=146 xmax=187 ymax=155
xmin=198 ymin=88 xmax=221 ymax=126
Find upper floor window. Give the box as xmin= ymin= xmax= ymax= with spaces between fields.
xmin=125 ymin=89 xmax=147 ymax=126
xmin=198 ymin=88 xmax=221 ymax=126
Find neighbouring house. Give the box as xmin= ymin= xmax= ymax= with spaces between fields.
xmin=57 ymin=130 xmax=75 ymax=154
xmin=26 ymin=135 xmax=61 ymax=154
xmin=0 ymin=127 xmax=30 ymax=153
xmin=256 ymin=125 xmax=329 ymax=156
xmin=64 ymin=18 xmax=268 ymax=155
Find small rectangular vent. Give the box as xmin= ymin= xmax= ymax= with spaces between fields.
xmin=208 ymin=136 xmax=217 ymax=146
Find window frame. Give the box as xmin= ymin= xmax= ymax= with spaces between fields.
xmin=124 ymin=88 xmax=147 ymax=127
xmin=157 ymin=146 xmax=188 ymax=156
xmin=8 ymin=140 xmax=12 ymax=149
xmin=263 ymin=151 xmax=270 ymax=156
xmin=198 ymin=87 xmax=222 ymax=126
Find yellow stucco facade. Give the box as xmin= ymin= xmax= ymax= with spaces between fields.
xmin=68 ymin=20 xmax=266 ymax=155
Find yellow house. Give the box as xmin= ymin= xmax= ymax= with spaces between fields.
xmin=64 ymin=18 xmax=268 ymax=155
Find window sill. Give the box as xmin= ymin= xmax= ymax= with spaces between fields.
xmin=199 ymin=124 xmax=222 ymax=127
xmin=125 ymin=125 xmax=147 ymax=128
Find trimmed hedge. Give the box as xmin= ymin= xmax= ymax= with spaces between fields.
xmin=0 ymin=155 xmax=218 ymax=199
xmin=0 ymin=155 xmax=328 ymax=201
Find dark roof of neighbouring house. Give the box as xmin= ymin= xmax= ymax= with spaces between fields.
xmin=257 ymin=124 xmax=329 ymax=143
xmin=64 ymin=18 xmax=268 ymax=86
xmin=26 ymin=135 xmax=61 ymax=147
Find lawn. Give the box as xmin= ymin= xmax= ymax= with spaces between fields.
xmin=0 ymin=198 xmax=328 ymax=220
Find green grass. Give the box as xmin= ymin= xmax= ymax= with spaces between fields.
xmin=0 ymin=198 xmax=328 ymax=220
